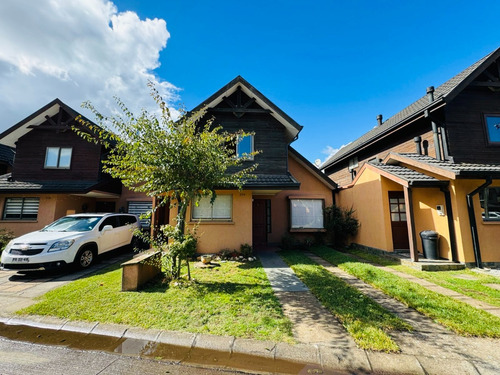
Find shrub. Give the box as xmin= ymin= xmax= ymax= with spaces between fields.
xmin=282 ymin=234 xmax=300 ymax=250
xmin=219 ymin=248 xmax=234 ymax=260
xmin=324 ymin=205 xmax=359 ymax=247
xmin=240 ymin=243 xmax=253 ymax=258
xmin=0 ymin=228 xmax=14 ymax=253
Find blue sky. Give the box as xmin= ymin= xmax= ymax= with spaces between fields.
xmin=2 ymin=1 xmax=500 ymax=164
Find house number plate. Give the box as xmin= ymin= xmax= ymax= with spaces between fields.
xmin=12 ymin=257 xmax=29 ymax=263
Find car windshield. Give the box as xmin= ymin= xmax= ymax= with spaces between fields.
xmin=41 ymin=216 xmax=102 ymax=232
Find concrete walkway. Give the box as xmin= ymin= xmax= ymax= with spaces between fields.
xmin=258 ymin=251 xmax=357 ymax=348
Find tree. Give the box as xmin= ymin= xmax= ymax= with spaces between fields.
xmin=76 ymin=83 xmax=257 ymax=280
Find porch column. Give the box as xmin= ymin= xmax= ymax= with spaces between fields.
xmin=403 ymin=186 xmax=418 ymax=262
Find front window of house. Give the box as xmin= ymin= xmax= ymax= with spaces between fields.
xmin=484 ymin=115 xmax=500 ymax=144
xmin=45 ymin=147 xmax=72 ymax=168
xmin=479 ymin=187 xmax=500 ymax=221
xmin=192 ymin=195 xmax=232 ymax=221
xmin=3 ymin=197 xmax=40 ymax=220
xmin=290 ymin=199 xmax=324 ymax=229
xmin=236 ymin=135 xmax=254 ymax=160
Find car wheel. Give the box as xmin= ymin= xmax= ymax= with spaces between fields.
xmin=75 ymin=247 xmax=95 ymax=269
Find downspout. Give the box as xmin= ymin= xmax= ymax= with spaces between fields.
xmin=466 ymin=177 xmax=492 ymax=268
xmin=440 ymin=186 xmax=458 ymax=262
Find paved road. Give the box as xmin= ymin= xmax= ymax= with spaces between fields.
xmin=0 ymin=336 xmax=251 ymax=375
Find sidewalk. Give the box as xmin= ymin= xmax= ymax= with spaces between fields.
xmin=0 ymin=250 xmax=498 ymax=374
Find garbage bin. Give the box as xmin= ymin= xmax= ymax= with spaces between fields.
xmin=420 ymin=230 xmax=439 ymax=260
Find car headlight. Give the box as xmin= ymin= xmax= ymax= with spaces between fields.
xmin=48 ymin=240 xmax=75 ymax=252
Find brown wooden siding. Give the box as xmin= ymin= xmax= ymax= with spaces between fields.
xmin=200 ymin=89 xmax=289 ymax=176
xmin=445 ymin=87 xmax=500 ymax=164
xmin=12 ymin=127 xmax=103 ymax=181
xmin=326 ymin=121 xmax=436 ymax=187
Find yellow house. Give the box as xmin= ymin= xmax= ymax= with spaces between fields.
xmin=323 ymin=47 xmax=500 ymax=268
xmin=153 ymin=77 xmax=337 ymax=253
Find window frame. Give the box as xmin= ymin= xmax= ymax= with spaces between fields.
xmin=236 ymin=135 xmax=254 ymax=160
xmin=482 ymin=114 xmax=500 ymax=145
xmin=44 ymin=147 xmax=73 ymax=169
xmin=191 ymin=194 xmax=233 ymax=222
xmin=479 ymin=186 xmax=500 ymax=222
xmin=2 ymin=197 xmax=40 ymax=221
xmin=289 ymin=198 xmax=325 ymax=230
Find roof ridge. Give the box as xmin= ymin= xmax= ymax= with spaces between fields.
xmin=321 ymin=47 xmax=500 ymax=169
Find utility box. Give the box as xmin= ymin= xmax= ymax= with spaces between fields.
xmin=420 ymin=230 xmax=439 ymax=260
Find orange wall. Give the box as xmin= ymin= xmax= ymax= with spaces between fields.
xmin=337 ymin=168 xmax=397 ymax=251
xmin=267 ymin=156 xmax=334 ymax=244
xmin=175 ymin=190 xmax=253 ymax=254
xmin=411 ymin=188 xmax=451 ymax=259
xmin=450 ymin=179 xmax=500 ymax=264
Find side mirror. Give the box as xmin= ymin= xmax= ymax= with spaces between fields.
xmin=102 ymin=225 xmax=113 ymax=232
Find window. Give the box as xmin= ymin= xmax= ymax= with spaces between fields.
xmin=236 ymin=135 xmax=254 ymax=159
xmin=3 ymin=197 xmax=40 ymax=220
xmin=128 ymin=201 xmax=152 ymax=228
xmin=484 ymin=115 xmax=500 ymax=144
xmin=480 ymin=187 xmax=500 ymax=221
xmin=348 ymin=157 xmax=358 ymax=171
xmin=192 ymin=195 xmax=232 ymax=221
xmin=290 ymin=199 xmax=324 ymax=229
xmin=45 ymin=147 xmax=72 ymax=168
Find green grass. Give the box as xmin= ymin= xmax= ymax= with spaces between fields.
xmin=20 ymin=260 xmax=294 ymax=342
xmin=348 ymin=248 xmax=500 ymax=308
xmin=312 ymin=246 xmax=500 ymax=338
xmin=280 ymin=250 xmax=411 ymax=352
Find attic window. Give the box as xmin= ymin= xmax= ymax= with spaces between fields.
xmin=45 ymin=147 xmax=72 ymax=169
xmin=480 ymin=187 xmax=500 ymax=221
xmin=484 ymin=115 xmax=500 ymax=144
xmin=236 ymin=135 xmax=254 ymax=160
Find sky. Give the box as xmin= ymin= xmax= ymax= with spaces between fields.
xmin=1 ymin=1 xmax=500 ymax=165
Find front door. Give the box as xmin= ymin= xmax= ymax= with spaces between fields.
xmin=389 ymin=191 xmax=409 ymax=250
xmin=252 ymin=199 xmax=267 ymax=249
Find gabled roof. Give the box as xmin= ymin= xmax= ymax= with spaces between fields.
xmin=385 ymin=153 xmax=500 ymax=179
xmin=0 ymin=98 xmax=82 ymax=148
xmin=321 ymin=47 xmax=500 ymax=169
xmin=191 ymin=76 xmax=303 ymax=141
xmin=368 ymin=161 xmax=447 ymax=187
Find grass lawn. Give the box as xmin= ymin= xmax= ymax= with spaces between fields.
xmin=312 ymin=245 xmax=500 ymax=338
xmin=20 ymin=260 xmax=294 ymax=343
xmin=280 ymin=250 xmax=412 ymax=352
xmin=347 ymin=247 xmax=500 ymax=308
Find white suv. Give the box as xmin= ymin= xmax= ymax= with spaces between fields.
xmin=0 ymin=213 xmax=140 ymax=271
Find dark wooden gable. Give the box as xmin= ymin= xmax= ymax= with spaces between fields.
xmin=201 ymin=85 xmax=290 ymax=175
xmin=445 ymin=56 xmax=500 ymax=164
xmin=12 ymin=106 xmax=104 ymax=182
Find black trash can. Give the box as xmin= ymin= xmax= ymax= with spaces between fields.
xmin=420 ymin=230 xmax=439 ymax=260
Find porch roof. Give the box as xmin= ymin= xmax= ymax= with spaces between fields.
xmin=0 ymin=173 xmax=121 ymax=195
xmin=386 ymin=153 xmax=500 ymax=179
xmin=368 ymin=162 xmax=448 ymax=187
xmin=242 ymin=173 xmax=300 ymax=190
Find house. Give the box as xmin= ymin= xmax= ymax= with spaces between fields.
xmin=154 ymin=76 xmax=337 ymax=252
xmin=0 ymin=99 xmax=152 ymax=237
xmin=321 ymin=47 xmax=500 ymax=268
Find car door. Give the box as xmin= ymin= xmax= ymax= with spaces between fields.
xmin=98 ymin=216 xmax=120 ymax=253
xmin=115 ymin=215 xmax=137 ymax=247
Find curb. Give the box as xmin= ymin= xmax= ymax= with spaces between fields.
xmin=0 ymin=314 xmax=494 ymax=374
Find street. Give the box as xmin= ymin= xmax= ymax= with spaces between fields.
xmin=0 ymin=336 xmax=252 ymax=375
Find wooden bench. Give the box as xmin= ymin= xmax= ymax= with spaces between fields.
xmin=121 ymin=250 xmax=162 ymax=291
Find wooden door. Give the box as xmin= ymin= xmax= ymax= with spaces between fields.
xmin=389 ymin=191 xmax=410 ymax=250
xmin=252 ymin=199 xmax=267 ymax=249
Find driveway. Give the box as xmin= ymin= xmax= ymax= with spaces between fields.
xmin=0 ymin=249 xmax=133 ymax=316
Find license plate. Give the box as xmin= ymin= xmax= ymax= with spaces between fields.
xmin=12 ymin=257 xmax=29 ymax=263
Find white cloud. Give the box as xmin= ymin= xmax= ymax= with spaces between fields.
xmin=320 ymin=143 xmax=351 ymax=165
xmin=0 ymin=0 xmax=177 ymax=132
